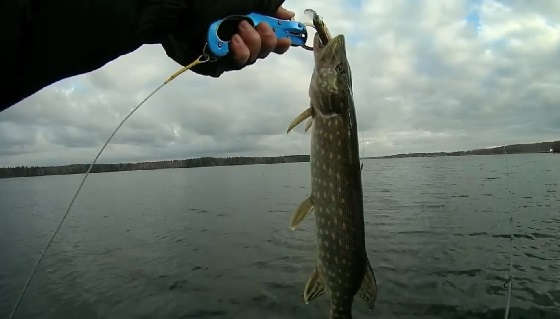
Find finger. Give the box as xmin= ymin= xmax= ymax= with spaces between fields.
xmin=272 ymin=6 xmax=294 ymax=55
xmin=238 ymin=20 xmax=261 ymax=63
xmin=275 ymin=6 xmax=295 ymax=20
xmin=230 ymin=34 xmax=250 ymax=66
xmin=274 ymin=37 xmax=291 ymax=54
xmin=256 ymin=22 xmax=277 ymax=59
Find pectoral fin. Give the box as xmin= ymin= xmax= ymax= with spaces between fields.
xmin=358 ymin=259 xmax=378 ymax=310
xmin=287 ymin=108 xmax=313 ymax=133
xmin=290 ymin=196 xmax=313 ymax=230
xmin=304 ymin=118 xmax=313 ymax=132
xmin=303 ymin=267 xmax=325 ymax=304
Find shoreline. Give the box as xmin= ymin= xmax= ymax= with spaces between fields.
xmin=368 ymin=140 xmax=559 ymax=159
xmin=1 ymin=140 xmax=558 ymax=178
xmin=0 ymin=155 xmax=310 ymax=179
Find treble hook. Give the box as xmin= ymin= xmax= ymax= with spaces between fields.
xmin=301 ymin=21 xmax=316 ymax=51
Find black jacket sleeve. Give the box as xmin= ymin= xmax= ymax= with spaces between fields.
xmin=1 ymin=0 xmax=285 ymax=112
xmin=1 ymin=0 xmax=187 ymax=111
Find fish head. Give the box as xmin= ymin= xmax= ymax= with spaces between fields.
xmin=311 ymin=34 xmax=353 ymax=116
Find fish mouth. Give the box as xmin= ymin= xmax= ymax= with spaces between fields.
xmin=314 ymin=34 xmax=346 ymax=53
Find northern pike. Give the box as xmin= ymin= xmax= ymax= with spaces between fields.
xmin=286 ymin=19 xmax=378 ymax=319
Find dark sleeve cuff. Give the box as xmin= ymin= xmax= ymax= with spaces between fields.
xmin=137 ymin=0 xmax=188 ymax=44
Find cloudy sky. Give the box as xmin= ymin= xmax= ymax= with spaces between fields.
xmin=1 ymin=0 xmax=560 ymax=167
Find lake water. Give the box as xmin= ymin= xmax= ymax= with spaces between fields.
xmin=0 ymin=154 xmax=559 ymax=318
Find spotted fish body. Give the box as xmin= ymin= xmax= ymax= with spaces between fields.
xmin=288 ymin=34 xmax=377 ymax=319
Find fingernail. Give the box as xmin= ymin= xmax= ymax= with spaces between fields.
xmin=239 ymin=20 xmax=251 ymax=31
xmin=232 ymin=34 xmax=242 ymax=45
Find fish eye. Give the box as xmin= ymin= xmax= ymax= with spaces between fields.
xmin=335 ymin=63 xmax=345 ymax=74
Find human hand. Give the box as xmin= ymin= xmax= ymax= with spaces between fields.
xmin=228 ymin=7 xmax=294 ymax=67
xmin=162 ymin=0 xmax=295 ymax=77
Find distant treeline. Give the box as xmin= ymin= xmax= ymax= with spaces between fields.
xmin=370 ymin=140 xmax=560 ymax=159
xmin=2 ymin=140 xmax=559 ymax=178
xmin=0 ymin=155 xmax=310 ymax=179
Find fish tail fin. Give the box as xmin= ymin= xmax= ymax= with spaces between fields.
xmin=358 ymin=258 xmax=377 ymax=310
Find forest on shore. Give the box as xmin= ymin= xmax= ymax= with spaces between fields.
xmin=1 ymin=140 xmax=558 ymax=179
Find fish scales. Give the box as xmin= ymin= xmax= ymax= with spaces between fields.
xmin=311 ymin=104 xmax=365 ymax=318
xmin=288 ymin=33 xmax=377 ymax=319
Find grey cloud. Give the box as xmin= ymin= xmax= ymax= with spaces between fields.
xmin=1 ymin=0 xmax=559 ymax=166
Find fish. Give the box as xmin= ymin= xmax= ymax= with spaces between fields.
xmin=286 ymin=31 xmax=378 ymax=319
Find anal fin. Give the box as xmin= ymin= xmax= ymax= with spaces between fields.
xmin=287 ymin=107 xmax=313 ymax=133
xmin=290 ymin=196 xmax=313 ymax=230
xmin=304 ymin=267 xmax=326 ymax=304
xmin=358 ymin=258 xmax=378 ymax=310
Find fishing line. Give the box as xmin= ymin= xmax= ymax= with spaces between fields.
xmin=502 ymin=145 xmax=514 ymax=319
xmin=8 ymin=54 xmax=209 ymax=319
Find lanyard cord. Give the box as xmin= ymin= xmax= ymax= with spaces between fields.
xmin=8 ymin=54 xmax=208 ymax=319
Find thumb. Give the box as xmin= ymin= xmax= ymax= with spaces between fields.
xmin=247 ymin=0 xmax=286 ymax=16
xmin=204 ymin=0 xmax=286 ymax=21
xmin=188 ymin=0 xmax=287 ymax=37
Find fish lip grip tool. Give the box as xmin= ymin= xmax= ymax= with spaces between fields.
xmin=207 ymin=12 xmax=308 ymax=57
